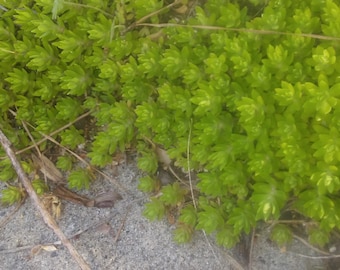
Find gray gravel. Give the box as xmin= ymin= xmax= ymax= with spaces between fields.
xmin=0 ymin=160 xmax=329 ymax=270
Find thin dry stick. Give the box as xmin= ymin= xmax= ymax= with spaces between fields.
xmin=113 ymin=204 xmax=132 ymax=244
xmin=21 ymin=120 xmax=40 ymax=155
xmin=248 ymin=228 xmax=255 ymax=270
xmin=0 ymin=129 xmax=90 ymax=270
xmin=63 ymin=1 xmax=114 ymax=17
xmin=0 ymin=197 xmax=26 ymax=228
xmin=292 ymin=252 xmax=340 ymax=259
xmin=124 ymin=0 xmax=181 ymax=32
xmin=37 ymin=131 xmax=127 ymax=192
xmin=12 ymin=109 xmax=93 ymax=155
xmin=224 ymin=251 xmax=246 ymax=270
xmin=186 ymin=118 xmax=196 ymax=209
xmin=20 ymin=120 xmax=51 ymax=185
xmin=186 ymin=120 xmax=224 ymax=268
xmin=134 ymin=23 xmax=340 ymax=41
xmin=266 ymin=219 xmax=317 ymax=225
xmin=293 ymin=234 xmax=330 ymax=256
xmin=19 ymin=118 xmax=127 ymax=193
xmin=0 ymin=215 xmax=116 ymax=255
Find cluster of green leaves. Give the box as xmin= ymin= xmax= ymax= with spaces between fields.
xmin=1 ymin=0 xmax=340 ymax=249
xmin=132 ymin=0 xmax=340 ymax=248
xmin=0 ymin=0 xmax=144 ymax=202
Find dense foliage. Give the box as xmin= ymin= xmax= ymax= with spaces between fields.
xmin=1 ymin=0 xmax=340 ymax=248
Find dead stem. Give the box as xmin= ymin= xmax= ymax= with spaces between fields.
xmin=134 ymin=23 xmax=340 ymax=41
xmin=293 ymin=234 xmax=330 ymax=256
xmin=10 ymin=109 xmax=93 ymax=155
xmin=248 ymin=228 xmax=255 ymax=270
xmin=0 ymin=129 xmax=90 ymax=270
xmin=113 ymin=204 xmax=132 ymax=244
xmin=0 ymin=197 xmax=26 ymax=228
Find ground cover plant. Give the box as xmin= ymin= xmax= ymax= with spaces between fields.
xmin=1 ymin=0 xmax=340 ymax=251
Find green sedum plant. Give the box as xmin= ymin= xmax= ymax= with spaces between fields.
xmin=1 ymin=0 xmax=340 ymax=249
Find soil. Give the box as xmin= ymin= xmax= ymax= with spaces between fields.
xmin=0 ymin=159 xmax=335 ymax=270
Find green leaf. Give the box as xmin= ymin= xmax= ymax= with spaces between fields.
xmin=88 ymin=132 xmax=115 ymax=166
xmin=178 ymin=205 xmax=197 ymax=227
xmin=56 ymin=155 xmax=73 ymax=171
xmin=182 ymin=63 xmax=202 ymax=85
xmin=31 ymin=13 xmax=62 ymax=41
xmin=216 ymin=3 xmax=242 ymax=27
xmin=1 ymin=186 xmax=23 ymax=205
xmin=60 ymin=126 xmax=85 ymax=149
xmin=133 ymin=0 xmax=163 ymax=19
xmin=270 ymin=224 xmax=292 ymax=247
xmin=191 ymin=81 xmax=224 ymax=116
xmin=0 ymin=158 xmax=16 ymax=181
xmin=53 ymin=30 xmax=87 ymax=62
xmin=88 ymin=151 xmax=112 ymax=167
xmin=311 ymin=45 xmax=336 ymax=75
xmin=60 ymin=64 xmax=91 ymax=96
xmin=14 ymin=8 xmax=39 ymax=32
xmin=68 ymin=169 xmax=92 ymax=190
xmin=143 ymin=198 xmax=166 ymax=221
xmin=197 ymin=172 xmax=225 ymax=197
xmin=216 ymin=226 xmax=239 ymax=248
xmin=312 ymin=127 xmax=340 ymax=164
xmin=5 ymin=68 xmax=34 ymax=94
xmin=275 ymin=81 xmax=299 ymax=107
xmin=87 ymin=13 xmax=115 ymax=45
xmin=27 ymin=43 xmax=55 ymax=71
xmin=311 ymin=163 xmax=340 ymax=194
xmin=160 ymin=45 xmax=187 ymax=79
xmin=296 ymin=190 xmax=334 ymax=220
xmin=174 ymin=223 xmax=193 ymax=243
xmin=204 ymin=53 xmax=228 ymax=75
xmin=251 ymin=182 xmax=287 ymax=221
xmin=160 ymin=183 xmax=186 ymax=206
xmin=32 ymin=179 xmax=48 ymax=195
xmin=51 ymin=0 xmax=65 ymax=19
xmin=137 ymin=150 xmax=158 ymax=174
xmin=0 ymin=88 xmax=12 ymax=112
xmin=56 ymin=98 xmax=83 ymax=121
xmin=227 ymin=202 xmax=256 ymax=234
xmin=138 ymin=176 xmax=159 ymax=193
xmin=34 ymin=77 xmax=59 ymax=101
xmin=308 ymin=228 xmax=329 ymax=248
xmin=196 ymin=205 xmax=225 ymax=233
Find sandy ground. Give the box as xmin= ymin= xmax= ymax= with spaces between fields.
xmin=0 ymin=159 xmax=333 ymax=270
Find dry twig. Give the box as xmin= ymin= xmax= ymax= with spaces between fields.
xmin=133 ymin=23 xmax=340 ymax=41
xmin=0 ymin=196 xmax=26 ymax=228
xmin=248 ymin=228 xmax=256 ymax=270
xmin=124 ymin=0 xmax=181 ymax=33
xmin=11 ymin=109 xmax=93 ymax=155
xmin=224 ymin=250 xmax=246 ymax=270
xmin=9 ymin=108 xmax=127 ymax=193
xmin=113 ymin=204 xmax=132 ymax=244
xmin=293 ymin=234 xmax=331 ymax=256
xmin=0 ymin=129 xmax=90 ymax=270
xmin=0 ymin=215 xmax=117 ymax=255
xmin=292 ymin=253 xmax=340 ymax=259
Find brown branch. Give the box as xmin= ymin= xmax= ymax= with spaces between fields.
xmin=113 ymin=204 xmax=132 ymax=244
xmin=0 ymin=196 xmax=26 ymax=228
xmin=11 ymin=109 xmax=93 ymax=155
xmin=133 ymin=23 xmax=340 ymax=41
xmin=0 ymin=129 xmax=91 ymax=270
xmin=124 ymin=0 xmax=181 ymax=33
xmin=21 ymin=118 xmax=127 ymax=193
xmin=248 ymin=228 xmax=255 ymax=270
xmin=293 ymin=234 xmax=330 ymax=256
xmin=292 ymin=253 xmax=340 ymax=259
